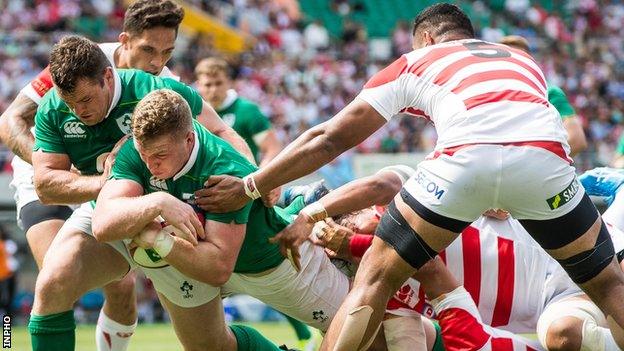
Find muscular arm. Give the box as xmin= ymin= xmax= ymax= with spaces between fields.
xmin=92 ymin=179 xmax=161 ymax=242
xmin=255 ymin=99 xmax=386 ymax=194
xmin=32 ymin=150 xmax=104 ymax=204
xmin=196 ymin=100 xmax=255 ymax=163
xmin=319 ymin=169 xmax=403 ymax=217
xmin=0 ymin=93 xmax=37 ymax=163
xmin=563 ymin=116 xmax=588 ymax=157
xmin=162 ymin=220 xmax=245 ymax=286
xmin=257 ymin=129 xmax=283 ymax=168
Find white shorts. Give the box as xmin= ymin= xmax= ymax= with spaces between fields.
xmin=222 ymin=241 xmax=350 ymax=331
xmin=64 ymin=203 xmax=219 ymax=308
xmin=404 ymin=143 xmax=583 ymax=224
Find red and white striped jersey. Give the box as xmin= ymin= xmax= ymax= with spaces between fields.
xmin=387 ymin=215 xmax=624 ymax=334
xmin=357 ymin=39 xmax=568 ymax=150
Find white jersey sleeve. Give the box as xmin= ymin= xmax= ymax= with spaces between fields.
xmin=357 ymin=56 xmax=411 ymax=120
xmin=377 ymin=164 xmax=416 ymax=185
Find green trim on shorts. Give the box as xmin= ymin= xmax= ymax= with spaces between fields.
xmin=432 ymin=320 xmax=446 ymax=351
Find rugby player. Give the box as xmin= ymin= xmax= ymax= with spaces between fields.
xmin=194 ymin=3 xmax=624 ymax=350
xmin=300 ymin=166 xmax=623 ymax=350
xmin=27 ymin=36 xmax=251 ymax=351
xmin=195 ymin=57 xmax=316 ymax=348
xmin=499 ymin=35 xmax=588 ymax=156
xmin=0 ymin=2 xmax=205 ymax=350
xmin=92 ymin=89 xmax=351 ymax=350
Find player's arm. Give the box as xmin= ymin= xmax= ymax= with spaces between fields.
xmin=93 ymin=179 xmax=203 ymax=244
xmin=314 ymin=166 xmax=408 ymax=217
xmin=137 ymin=219 xmax=246 ymax=286
xmin=196 ymin=100 xmax=255 ymax=163
xmin=549 ymin=86 xmax=587 ymax=156
xmin=196 ymin=99 xmax=387 ymax=212
xmin=271 ymin=166 xmax=409 ymax=268
xmin=563 ymin=116 xmax=587 ymax=157
xmin=0 ymin=92 xmax=37 ymax=163
xmin=257 ymin=129 xmax=282 ymax=168
xmin=0 ymin=66 xmax=54 ymax=163
xmin=32 ymin=150 xmax=106 ymax=204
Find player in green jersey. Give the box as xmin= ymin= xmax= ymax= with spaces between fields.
xmin=27 ymin=36 xmax=253 ymax=351
xmin=500 ymin=35 xmax=588 ymax=157
xmin=195 ymin=57 xmax=285 ymax=207
xmin=1 ymin=3 xmax=187 ymax=350
xmin=92 ymin=89 xmax=351 ymax=350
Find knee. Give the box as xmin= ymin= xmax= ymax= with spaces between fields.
xmin=545 ymin=318 xmax=583 ymax=351
xmin=103 ymin=274 xmax=136 ymax=309
xmin=36 ymin=266 xmax=80 ymax=305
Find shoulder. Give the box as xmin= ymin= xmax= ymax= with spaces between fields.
xmin=547 ymin=85 xmax=566 ymax=97
xmin=38 ymin=90 xmax=68 ymax=116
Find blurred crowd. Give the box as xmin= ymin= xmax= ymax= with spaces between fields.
xmin=0 ymin=0 xmax=623 ymax=169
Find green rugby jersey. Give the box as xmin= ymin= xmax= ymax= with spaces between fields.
xmin=547 ymin=85 xmax=576 ymax=120
xmin=217 ymin=94 xmax=271 ymax=163
xmin=111 ymin=120 xmax=287 ymax=274
xmin=34 ymin=69 xmax=203 ymax=175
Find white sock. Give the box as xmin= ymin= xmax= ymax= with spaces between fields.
xmin=95 ymin=310 xmax=137 ymax=351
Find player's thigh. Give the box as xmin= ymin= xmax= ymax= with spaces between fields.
xmin=20 ymin=200 xmax=73 ymax=269
xmin=41 ymin=224 xmax=130 ymax=289
xmin=157 ymin=292 xmax=235 ymax=351
xmin=225 ymin=242 xmax=350 ymax=331
xmin=141 ymin=264 xmax=220 ymax=309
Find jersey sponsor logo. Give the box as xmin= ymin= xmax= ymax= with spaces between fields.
xmin=414 ymin=170 xmax=446 ymax=200
xmin=149 ymin=176 xmax=168 ymax=191
xmin=222 ymin=113 xmax=236 ymax=127
xmin=115 ymin=113 xmax=132 ymax=135
xmin=63 ymin=121 xmax=87 ymax=138
xmin=547 ymin=179 xmax=580 ymax=210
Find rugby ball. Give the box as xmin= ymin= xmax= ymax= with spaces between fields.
xmin=128 ymin=222 xmax=183 ymax=268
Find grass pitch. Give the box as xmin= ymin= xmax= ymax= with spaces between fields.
xmin=11 ymin=322 xmax=311 ymax=350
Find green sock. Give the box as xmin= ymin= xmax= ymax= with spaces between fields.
xmin=283 ymin=195 xmax=306 ymax=216
xmin=29 ymin=310 xmax=76 ymax=351
xmin=283 ymin=314 xmax=311 ymax=340
xmin=229 ymin=324 xmax=281 ymax=351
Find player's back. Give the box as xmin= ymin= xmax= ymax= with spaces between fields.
xmin=358 ymin=39 xmax=568 ymax=150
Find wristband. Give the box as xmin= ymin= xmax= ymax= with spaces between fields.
xmin=301 ymin=202 xmax=329 ymax=223
xmin=153 ymin=228 xmax=175 ymax=257
xmin=349 ymin=234 xmax=374 ymax=258
xmin=243 ymin=174 xmax=262 ymax=200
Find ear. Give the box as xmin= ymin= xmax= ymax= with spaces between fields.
xmin=423 ymin=31 xmax=436 ymax=46
xmin=118 ymin=32 xmax=130 ymax=47
xmin=103 ymin=67 xmax=114 ymax=86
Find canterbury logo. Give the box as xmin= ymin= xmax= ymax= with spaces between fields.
xmin=149 ymin=176 xmax=168 ymax=191
xmin=63 ymin=122 xmax=86 ymax=135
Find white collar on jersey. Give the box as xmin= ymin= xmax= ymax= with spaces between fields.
xmin=217 ymin=89 xmax=238 ymax=112
xmin=104 ymin=67 xmax=122 ymax=119
xmin=173 ymin=131 xmax=200 ymax=181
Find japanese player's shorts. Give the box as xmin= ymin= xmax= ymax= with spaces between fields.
xmin=64 ymin=203 xmax=219 ymax=308
xmin=403 ymin=142 xmax=583 ymax=224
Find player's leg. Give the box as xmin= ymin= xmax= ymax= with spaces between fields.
xmin=19 ymin=200 xmax=73 ymax=269
xmin=224 ymin=240 xmax=350 ymax=332
xmin=156 ymin=290 xmax=282 ymax=350
xmin=29 ymin=225 xmax=130 ymax=351
xmin=503 ymin=146 xmax=624 ymax=348
xmin=431 ymin=286 xmax=542 ymax=351
xmin=96 ymin=273 xmax=138 ymax=351
xmin=320 ymin=149 xmax=494 ymax=350
xmin=537 ymin=295 xmax=618 ymax=351
xmin=383 ymin=314 xmax=428 ymax=351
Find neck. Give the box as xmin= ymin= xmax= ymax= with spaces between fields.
xmin=437 ymin=33 xmax=472 ymax=44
